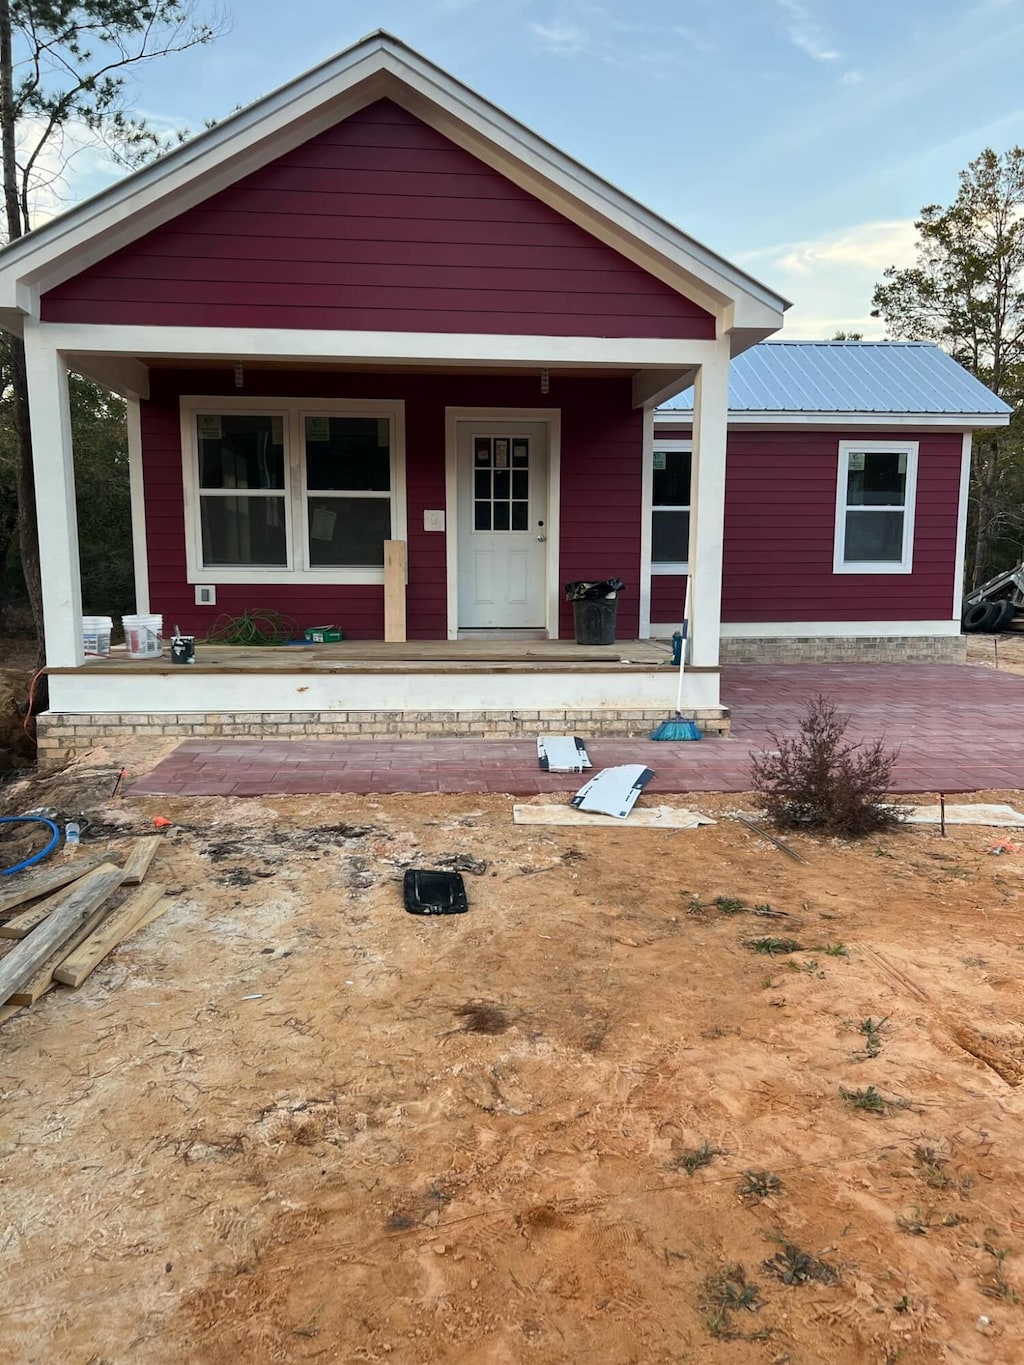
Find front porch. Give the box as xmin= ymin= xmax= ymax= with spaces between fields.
xmin=38 ymin=636 xmax=728 ymax=762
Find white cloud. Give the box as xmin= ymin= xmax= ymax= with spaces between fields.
xmin=737 ymin=219 xmax=920 ymax=338
xmin=530 ymin=22 xmax=590 ymax=53
xmin=773 ymin=0 xmax=840 ymax=62
xmin=840 ymin=69 xmax=864 ymax=86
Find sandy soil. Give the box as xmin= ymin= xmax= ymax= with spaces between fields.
xmin=966 ymin=632 xmax=1024 ymax=676
xmin=2 ymin=787 xmax=1024 ymax=1364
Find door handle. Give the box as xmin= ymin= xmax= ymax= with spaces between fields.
xmin=536 ymin=534 xmax=547 ymax=541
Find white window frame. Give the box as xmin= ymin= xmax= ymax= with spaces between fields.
xmin=833 ymin=439 xmax=918 ymax=576
xmin=181 ymin=395 xmax=407 ymax=584
xmin=648 ymin=438 xmax=692 ymax=576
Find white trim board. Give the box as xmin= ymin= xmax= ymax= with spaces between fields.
xmin=47 ymin=665 xmax=721 ymax=715
xmin=654 ymin=411 xmax=1011 ymax=430
xmin=444 ymin=407 xmax=561 ymax=641
xmin=953 ymin=433 xmax=972 ymax=623
xmin=0 ymin=33 xmax=787 ymax=334
xmin=126 ymin=398 xmax=149 ymax=614
xmin=718 ymin=620 xmax=961 ymax=639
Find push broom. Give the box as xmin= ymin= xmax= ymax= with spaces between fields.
xmin=650 ymin=575 xmax=701 ymax=741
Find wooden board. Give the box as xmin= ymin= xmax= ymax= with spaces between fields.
xmin=383 ymin=539 xmax=407 ymax=644
xmin=54 ymin=883 xmax=166 ymax=988
xmin=0 ymin=852 xmax=106 ymax=918
xmin=512 ymin=803 xmax=716 ymax=829
xmin=8 ymin=903 xmax=112 ymax=1005
xmin=0 ymin=864 xmax=125 ymax=1008
xmin=0 ymin=864 xmax=120 ymax=940
xmin=121 ymin=837 xmax=162 ymax=885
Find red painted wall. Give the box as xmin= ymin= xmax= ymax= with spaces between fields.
xmin=655 ymin=425 xmax=962 ymax=622
xmin=141 ymin=370 xmax=642 ymax=640
xmin=42 ymin=100 xmax=715 ymax=339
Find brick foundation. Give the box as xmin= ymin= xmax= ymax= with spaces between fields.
xmin=719 ymin=635 xmax=966 ymax=664
xmin=37 ymin=706 xmax=731 ymax=764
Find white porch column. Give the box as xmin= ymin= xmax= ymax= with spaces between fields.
xmin=23 ymin=321 xmax=84 ymax=667
xmin=126 ymin=396 xmax=150 ymax=615
xmin=689 ymin=339 xmax=731 ymax=669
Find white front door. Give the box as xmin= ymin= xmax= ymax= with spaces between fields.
xmin=457 ymin=420 xmax=549 ymax=630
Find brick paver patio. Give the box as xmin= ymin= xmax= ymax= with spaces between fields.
xmin=129 ymin=663 xmax=1024 ymax=798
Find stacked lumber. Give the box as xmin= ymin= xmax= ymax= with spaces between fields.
xmin=0 ymin=837 xmax=168 ymax=1027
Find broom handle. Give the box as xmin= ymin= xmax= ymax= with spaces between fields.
xmin=675 ymin=575 xmax=692 ymax=713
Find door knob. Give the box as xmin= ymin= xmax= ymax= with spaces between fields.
xmin=536 ymin=534 xmax=547 ymax=541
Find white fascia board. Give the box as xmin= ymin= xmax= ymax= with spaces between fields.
xmin=721 ymin=620 xmax=961 ymax=639
xmin=41 ymin=322 xmax=721 ymax=370
xmin=0 ymin=33 xmax=787 ymax=332
xmin=654 ymin=411 xmax=1012 ymax=430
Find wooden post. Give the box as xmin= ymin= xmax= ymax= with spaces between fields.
xmin=384 ymin=539 xmax=407 ymax=643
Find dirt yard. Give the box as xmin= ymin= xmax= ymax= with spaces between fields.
xmin=2 ymin=783 xmax=1024 ymax=1364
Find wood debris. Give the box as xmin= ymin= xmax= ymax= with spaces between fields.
xmin=0 ymin=834 xmax=169 ymax=1026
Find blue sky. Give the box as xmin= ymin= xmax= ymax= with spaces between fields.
xmin=37 ymin=0 xmax=1024 ymax=336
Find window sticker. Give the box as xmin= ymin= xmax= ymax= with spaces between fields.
xmin=475 ymin=438 xmax=491 ymax=465
xmin=897 ymin=453 xmax=907 ymax=474
xmin=197 ymin=414 xmax=222 ymax=440
xmin=512 ymin=439 xmax=529 ymax=466
xmin=310 ymin=506 xmax=337 ymax=541
xmin=306 ymin=416 xmax=331 ymax=442
xmin=494 ymin=438 xmax=509 ymax=469
xmin=848 ymin=452 xmax=865 ymax=471
xmin=653 ymin=450 xmax=667 ymax=471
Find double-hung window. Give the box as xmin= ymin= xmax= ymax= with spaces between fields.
xmin=183 ymin=397 xmax=406 ymax=583
xmin=833 ymin=441 xmax=918 ymax=574
xmin=650 ymin=441 xmax=692 ymax=573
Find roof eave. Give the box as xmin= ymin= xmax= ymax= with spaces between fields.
xmin=654 ymin=409 xmax=1013 ymax=429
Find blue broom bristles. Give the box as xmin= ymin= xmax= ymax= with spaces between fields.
xmin=650 ymin=712 xmax=702 ymax=741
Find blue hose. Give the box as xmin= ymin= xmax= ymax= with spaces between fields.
xmin=0 ymin=816 xmax=62 ymax=876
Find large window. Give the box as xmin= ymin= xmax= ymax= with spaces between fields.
xmin=834 ymin=441 xmax=918 ymax=574
xmin=651 ymin=441 xmax=691 ymax=572
xmin=182 ymin=398 xmax=405 ymax=583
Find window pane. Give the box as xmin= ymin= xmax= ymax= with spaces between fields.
xmin=306 ymin=416 xmax=390 ymax=491
xmin=653 ymin=450 xmax=692 ymax=506
xmin=511 ymin=470 xmax=528 ymax=500
xmin=652 ymin=509 xmax=690 ymax=563
xmin=493 ymin=501 xmax=510 ymax=531
xmin=493 ymin=469 xmax=510 ymax=500
xmin=475 ymin=501 xmax=491 ymax=531
xmin=511 ymin=501 xmax=528 ymax=531
xmin=846 ymin=451 xmax=906 ymax=507
xmin=201 ymin=495 xmax=287 ymax=566
xmin=845 ymin=509 xmax=905 ymax=562
xmin=198 ymin=415 xmax=284 ymax=489
xmin=475 ymin=469 xmax=491 ymax=499
xmin=307 ymin=496 xmax=390 ymax=566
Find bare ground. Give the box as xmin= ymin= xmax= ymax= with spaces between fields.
xmin=1 ymin=787 xmax=1024 ymax=1363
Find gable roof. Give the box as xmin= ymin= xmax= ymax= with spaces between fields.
xmin=0 ymin=31 xmax=787 ymax=344
xmin=656 ymin=341 xmax=1013 ymax=426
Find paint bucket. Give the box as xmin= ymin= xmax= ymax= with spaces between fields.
xmin=123 ymin=613 xmax=163 ymax=659
xmin=82 ymin=615 xmax=113 ymax=657
xmin=171 ymin=634 xmax=196 ymax=665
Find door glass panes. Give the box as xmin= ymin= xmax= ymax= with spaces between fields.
xmin=474 ymin=436 xmax=529 ymax=533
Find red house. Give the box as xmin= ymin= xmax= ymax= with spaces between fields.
xmin=0 ymin=33 xmax=1009 ymax=760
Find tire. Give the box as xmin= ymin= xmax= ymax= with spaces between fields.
xmin=963 ymin=601 xmax=997 ymax=632
xmin=992 ymin=600 xmax=1017 ymax=632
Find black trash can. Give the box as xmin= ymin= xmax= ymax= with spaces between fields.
xmin=572 ymin=597 xmax=619 ymax=644
xmin=564 ymin=579 xmax=625 ymax=645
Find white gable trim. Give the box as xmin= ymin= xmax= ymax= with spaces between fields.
xmin=0 ymin=33 xmax=786 ymax=337
xmin=654 ymin=410 xmax=1012 ymax=430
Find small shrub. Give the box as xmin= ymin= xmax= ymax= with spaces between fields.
xmin=763 ymin=1241 xmax=838 ymax=1286
xmin=697 ymin=1264 xmax=765 ymax=1339
xmin=745 ymin=936 xmax=804 ymax=956
xmin=714 ymin=895 xmax=746 ymax=914
xmin=671 ymin=1140 xmax=723 ymax=1175
xmin=858 ymin=1016 xmax=888 ymax=1058
xmin=840 ymin=1084 xmax=909 ymax=1115
xmin=739 ymin=1170 xmax=783 ymax=1201
xmin=914 ymin=1145 xmax=950 ymax=1188
xmin=750 ymin=694 xmax=903 ymax=837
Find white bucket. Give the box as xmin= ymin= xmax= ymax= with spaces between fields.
xmin=82 ymin=615 xmax=113 ymax=657
xmin=123 ymin=613 xmax=163 ymax=659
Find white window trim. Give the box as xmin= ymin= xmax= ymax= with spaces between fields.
xmin=649 ymin=438 xmax=692 ymax=575
xmin=180 ymin=395 xmax=407 ymax=584
xmin=833 ymin=439 xmax=918 ymax=576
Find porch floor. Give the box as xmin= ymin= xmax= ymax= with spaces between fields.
xmin=51 ymin=638 xmax=674 ymax=675
xmin=129 ymin=662 xmax=1024 ymax=796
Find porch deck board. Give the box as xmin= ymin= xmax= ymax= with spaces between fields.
xmin=48 ymin=638 xmax=674 ymax=675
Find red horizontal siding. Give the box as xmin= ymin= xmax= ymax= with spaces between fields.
xmin=721 ymin=430 xmax=961 ymax=622
xmin=141 ymin=370 xmax=642 ymax=641
xmin=42 ymin=100 xmax=714 ymax=339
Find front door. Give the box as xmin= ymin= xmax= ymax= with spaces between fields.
xmin=457 ymin=420 xmax=549 ymax=630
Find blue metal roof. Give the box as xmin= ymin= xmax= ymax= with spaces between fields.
xmin=659 ymin=341 xmax=1012 ymax=417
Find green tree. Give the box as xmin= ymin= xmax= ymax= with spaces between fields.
xmin=871 ymin=147 xmax=1024 ymax=588
xmin=0 ymin=0 xmax=223 ymax=669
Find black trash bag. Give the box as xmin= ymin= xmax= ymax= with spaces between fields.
xmin=564 ymin=578 xmax=625 ymax=601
